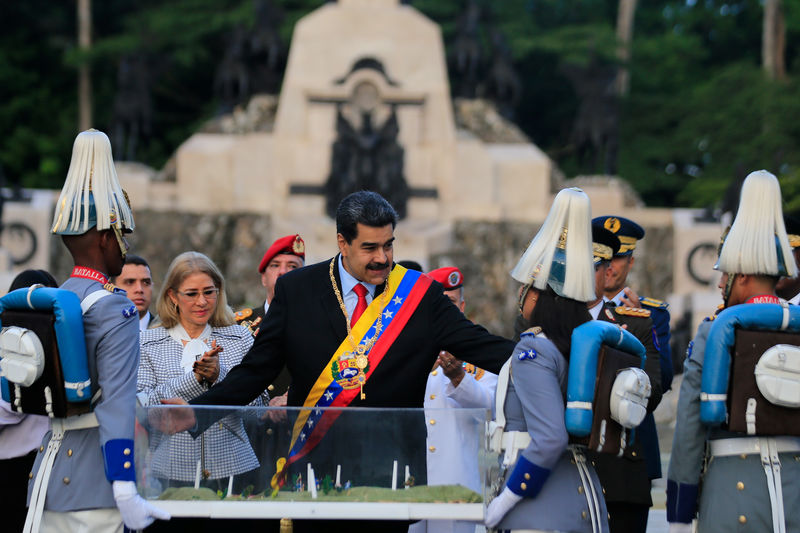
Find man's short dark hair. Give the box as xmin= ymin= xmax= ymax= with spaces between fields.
xmin=110 ymin=254 xmax=150 ymax=283
xmin=124 ymin=254 xmax=149 ymax=269
xmin=336 ymin=191 xmax=398 ymax=244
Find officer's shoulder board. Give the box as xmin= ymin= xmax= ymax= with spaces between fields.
xmin=615 ymin=306 xmax=651 ymax=318
xmin=103 ymin=282 xmax=126 ymax=295
xmin=100 ymin=282 xmax=136 ymax=318
xmin=520 ymin=326 xmax=543 ymax=338
xmin=640 ymin=297 xmax=668 ymax=310
xmin=235 ymin=308 xmax=253 ymax=322
xmin=463 ymin=363 xmax=486 ymax=381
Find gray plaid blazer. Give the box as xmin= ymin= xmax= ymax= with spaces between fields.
xmin=138 ymin=325 xmax=264 ymax=481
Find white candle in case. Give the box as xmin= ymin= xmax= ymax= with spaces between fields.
xmin=227 ymin=475 xmax=233 ymax=497
xmin=309 ymin=467 xmax=318 ymax=499
xmin=194 ymin=460 xmax=201 ymax=490
xmin=336 ymin=464 xmax=341 ymax=486
xmin=404 ymin=465 xmax=410 ymax=489
xmin=391 ymin=460 xmax=398 ymax=491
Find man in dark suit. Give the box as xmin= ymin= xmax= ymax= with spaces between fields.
xmin=165 ymin=191 xmax=515 ymax=532
xmin=586 ymin=224 xmax=662 ymax=533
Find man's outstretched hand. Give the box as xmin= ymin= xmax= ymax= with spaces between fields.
xmin=149 ymin=398 xmax=197 ymax=434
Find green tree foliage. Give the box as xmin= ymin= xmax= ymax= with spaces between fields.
xmin=1 ymin=0 xmax=798 ymax=211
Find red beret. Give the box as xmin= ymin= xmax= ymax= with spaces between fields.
xmin=258 ymin=234 xmax=305 ymax=273
xmin=427 ymin=266 xmax=463 ymax=290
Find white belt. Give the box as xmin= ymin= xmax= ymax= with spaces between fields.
xmin=710 ymin=436 xmax=799 ymax=533
xmin=24 ymin=413 xmax=99 ymax=533
xmin=709 ymin=436 xmax=800 ymax=457
xmin=570 ymin=445 xmax=602 ymax=533
xmin=500 ymin=431 xmax=532 ymax=467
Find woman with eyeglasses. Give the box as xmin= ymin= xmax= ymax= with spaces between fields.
xmin=137 ymin=251 xmax=264 ymax=497
xmin=485 ymin=188 xmax=609 ymax=533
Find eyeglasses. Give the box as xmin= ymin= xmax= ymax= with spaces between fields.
xmin=176 ymin=288 xmax=219 ymax=301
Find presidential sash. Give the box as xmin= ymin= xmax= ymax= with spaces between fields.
xmin=284 ymin=265 xmax=431 ymax=468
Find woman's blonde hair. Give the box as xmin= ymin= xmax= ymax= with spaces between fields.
xmin=156 ymin=251 xmax=236 ymax=329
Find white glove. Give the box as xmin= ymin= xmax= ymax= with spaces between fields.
xmin=113 ymin=480 xmax=171 ymax=529
xmin=668 ymin=522 xmax=693 ymax=533
xmin=485 ymin=487 xmax=523 ymax=528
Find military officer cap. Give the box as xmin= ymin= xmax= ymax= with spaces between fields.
xmin=258 ymin=234 xmax=305 ymax=273
xmin=590 ymin=224 xmax=621 ymax=266
xmin=784 ymin=214 xmax=800 ymax=249
xmin=428 ymin=266 xmax=464 ymax=290
xmin=592 ymin=216 xmax=644 ymax=256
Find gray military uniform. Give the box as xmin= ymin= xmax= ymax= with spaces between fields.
xmin=668 ymin=318 xmax=800 ymax=531
xmin=27 ymin=276 xmax=139 ymax=511
xmin=497 ymin=334 xmax=609 ymax=532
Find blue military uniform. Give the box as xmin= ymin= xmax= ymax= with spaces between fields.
xmin=595 ymin=215 xmax=672 ymax=482
xmin=27 ymin=275 xmax=139 ymax=511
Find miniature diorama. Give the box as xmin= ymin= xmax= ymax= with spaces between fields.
xmin=137 ymin=405 xmax=495 ymax=520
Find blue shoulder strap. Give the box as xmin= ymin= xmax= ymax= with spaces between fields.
xmin=0 ymin=287 xmax=92 ymax=404
xmin=565 ymin=320 xmax=646 ymax=437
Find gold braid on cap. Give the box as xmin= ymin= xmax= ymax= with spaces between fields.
xmin=592 ymin=243 xmax=613 ymax=261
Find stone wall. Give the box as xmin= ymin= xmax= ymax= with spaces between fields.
xmin=49 ymin=212 xmax=673 ymax=340
xmin=50 ymin=210 xmax=275 ymax=310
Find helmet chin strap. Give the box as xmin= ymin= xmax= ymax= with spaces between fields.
xmin=723 ymin=272 xmax=737 ymax=307
xmin=111 ymin=225 xmax=128 ymax=261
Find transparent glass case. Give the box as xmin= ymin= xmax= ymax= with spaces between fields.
xmin=136 ymin=405 xmax=498 ymax=520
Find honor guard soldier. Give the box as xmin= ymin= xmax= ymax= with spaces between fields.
xmin=668 ymin=170 xmax=800 ymax=533
xmin=235 ymin=234 xmax=305 ymax=398
xmin=486 ymin=187 xmax=617 ymax=532
xmin=21 ymin=130 xmax=168 ymax=532
xmin=776 ymin=214 xmax=800 ymax=305
xmin=410 ymin=266 xmax=497 ymax=533
xmin=587 ymin=224 xmax=663 ymax=532
xmin=593 ymin=214 xmax=670 ymax=485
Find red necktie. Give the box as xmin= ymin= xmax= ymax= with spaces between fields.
xmin=351 ymin=283 xmax=368 ymax=328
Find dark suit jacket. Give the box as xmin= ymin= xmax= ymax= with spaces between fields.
xmin=586 ymin=302 xmax=663 ymax=507
xmin=235 ymin=302 xmax=291 ymax=396
xmin=191 ymin=257 xmax=514 ymax=491
xmin=193 ymin=257 xmax=515 ymax=409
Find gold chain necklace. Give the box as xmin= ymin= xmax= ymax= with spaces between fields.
xmin=329 ymin=258 xmax=390 ymax=398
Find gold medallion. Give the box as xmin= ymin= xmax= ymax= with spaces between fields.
xmin=356 ymin=355 xmax=368 ymax=370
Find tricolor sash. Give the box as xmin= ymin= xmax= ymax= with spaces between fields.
xmin=284 ymin=264 xmax=431 ymax=467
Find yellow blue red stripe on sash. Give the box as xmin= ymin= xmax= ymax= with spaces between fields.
xmin=285 ymin=265 xmax=431 ymax=464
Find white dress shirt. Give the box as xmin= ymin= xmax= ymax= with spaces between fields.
xmin=338 ymin=254 xmax=377 ymax=315
xmin=139 ymin=310 xmax=152 ymax=331
xmin=588 ymin=300 xmax=604 ymax=320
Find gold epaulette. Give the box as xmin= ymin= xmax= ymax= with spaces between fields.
xmin=235 ymin=308 xmax=253 ymax=321
xmin=640 ymin=297 xmax=668 ymax=309
xmin=463 ymin=363 xmax=486 ymax=381
xmin=704 ymin=303 xmax=725 ymax=322
xmin=103 ymin=282 xmax=120 ymax=293
xmin=615 ymin=306 xmax=651 ymax=318
xmin=521 ymin=326 xmax=543 ymax=337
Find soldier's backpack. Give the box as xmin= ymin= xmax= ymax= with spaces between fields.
xmin=0 ymin=285 xmax=97 ymax=417
xmin=566 ymin=320 xmax=652 ymax=455
xmin=701 ymin=302 xmax=800 ymax=436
